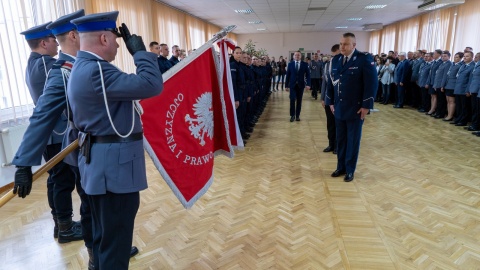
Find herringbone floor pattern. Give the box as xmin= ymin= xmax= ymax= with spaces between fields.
xmin=1 ymin=89 xmax=480 ymax=270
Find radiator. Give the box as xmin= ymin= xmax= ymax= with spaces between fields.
xmin=0 ymin=124 xmax=29 ymax=166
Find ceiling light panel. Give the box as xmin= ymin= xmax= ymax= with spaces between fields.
xmin=365 ymin=4 xmax=387 ymax=10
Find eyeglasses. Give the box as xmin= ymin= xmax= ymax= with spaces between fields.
xmin=105 ymin=28 xmax=121 ymax=37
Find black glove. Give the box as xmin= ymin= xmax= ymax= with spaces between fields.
xmin=119 ymin=23 xmax=146 ymax=56
xmin=13 ymin=166 xmax=33 ymax=198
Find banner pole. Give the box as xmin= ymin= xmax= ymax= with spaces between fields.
xmin=0 ymin=139 xmax=79 ymax=208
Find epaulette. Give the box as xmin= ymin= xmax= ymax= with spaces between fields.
xmin=51 ymin=60 xmax=73 ymax=70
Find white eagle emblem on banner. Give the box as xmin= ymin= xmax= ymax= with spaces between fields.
xmin=185 ymin=92 xmax=214 ymax=146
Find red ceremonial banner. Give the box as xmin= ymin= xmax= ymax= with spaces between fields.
xmin=217 ymin=39 xmax=243 ymax=148
xmin=141 ymin=46 xmax=233 ymax=208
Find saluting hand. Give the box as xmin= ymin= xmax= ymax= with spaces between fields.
xmin=119 ymin=23 xmax=146 ymax=56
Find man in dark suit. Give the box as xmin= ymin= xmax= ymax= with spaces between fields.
xmin=285 ymin=51 xmax=311 ymax=122
xmin=325 ymin=33 xmax=377 ymax=182
xmin=393 ymin=52 xmax=410 ymax=108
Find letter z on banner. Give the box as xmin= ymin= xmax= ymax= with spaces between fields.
xmin=141 ymin=45 xmax=236 ymax=208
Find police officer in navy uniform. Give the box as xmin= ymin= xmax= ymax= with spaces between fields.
xmin=467 ymin=53 xmax=480 ymax=133
xmin=325 ymin=33 xmax=377 ymax=182
xmin=242 ymin=52 xmax=255 ymax=134
xmin=15 ymin=20 xmax=82 ymax=242
xmin=158 ymin=43 xmax=173 ymax=73
xmin=321 ymin=44 xmax=340 ymax=154
xmin=417 ymin=53 xmax=433 ymax=113
xmin=169 ymin=45 xmax=180 ymax=65
xmin=432 ymin=51 xmax=452 ymax=119
xmin=454 ymin=51 xmax=475 ymax=126
xmin=68 ymin=11 xmax=163 ymax=269
xmin=310 ymin=53 xmax=323 ymax=100
xmin=230 ymin=46 xmax=248 ymax=141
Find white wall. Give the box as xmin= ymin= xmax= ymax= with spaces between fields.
xmin=236 ymin=31 xmax=371 ymax=59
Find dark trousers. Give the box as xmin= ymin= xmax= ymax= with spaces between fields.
xmin=382 ymin=83 xmax=390 ymax=104
xmin=44 ymin=143 xmax=76 ymax=219
xmin=404 ymin=81 xmax=413 ymax=105
xmin=421 ymin=87 xmax=431 ymax=111
xmin=324 ymin=105 xmax=336 ymax=148
xmin=391 ymin=83 xmax=397 ymax=104
xmin=311 ymin=78 xmax=321 ymax=99
xmin=411 ymin=83 xmax=421 ymax=108
xmin=470 ymin=93 xmax=479 ymax=128
xmin=71 ymin=166 xmax=93 ymax=249
xmin=396 ymin=84 xmax=405 ymax=107
xmin=436 ymin=88 xmax=447 ymax=118
xmin=266 ymin=78 xmax=272 ymax=93
xmin=455 ymin=94 xmax=470 ymax=124
xmin=89 ymin=191 xmax=139 ymax=270
xmin=335 ymin=118 xmax=364 ymax=173
xmin=244 ymin=100 xmax=252 ymax=127
xmin=236 ymin=100 xmax=246 ymax=135
xmin=376 ymin=81 xmax=382 ymax=101
xmin=290 ymin=84 xmax=304 ymax=118
xmin=276 ymin=74 xmax=285 ymax=85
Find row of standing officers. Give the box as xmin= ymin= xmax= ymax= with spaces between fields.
xmin=230 ymin=47 xmax=273 ymax=143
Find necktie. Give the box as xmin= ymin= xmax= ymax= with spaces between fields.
xmin=296 ymin=61 xmax=299 ymax=71
xmin=343 ymin=56 xmax=348 ymax=66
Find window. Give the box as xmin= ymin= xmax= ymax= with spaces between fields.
xmin=0 ymin=0 xmax=82 ymax=127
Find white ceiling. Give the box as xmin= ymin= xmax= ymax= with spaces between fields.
xmin=156 ymin=0 xmax=428 ymax=34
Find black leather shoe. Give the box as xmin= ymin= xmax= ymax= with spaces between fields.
xmin=455 ymin=123 xmax=467 ymax=126
xmin=468 ymin=126 xmax=479 ymax=131
xmin=450 ymin=122 xmax=458 ymax=125
xmin=443 ymin=118 xmax=453 ymax=121
xmin=344 ymin=173 xmax=354 ymax=182
xmin=333 ymin=149 xmax=337 ymax=154
xmin=290 ymin=116 xmax=295 ymax=122
xmin=418 ymin=109 xmax=426 ymax=112
xmin=295 ymin=117 xmax=301 ymax=121
xmin=323 ymin=146 xmax=333 ymax=152
xmin=130 ymin=246 xmax=139 ymax=257
xmin=472 ymin=131 xmax=480 ymax=135
xmin=434 ymin=115 xmax=443 ymax=119
xmin=331 ymin=170 xmax=346 ymax=177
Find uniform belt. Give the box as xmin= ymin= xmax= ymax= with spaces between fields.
xmin=91 ymin=132 xmax=143 ymax=144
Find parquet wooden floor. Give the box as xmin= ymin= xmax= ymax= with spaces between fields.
xmin=1 ymin=90 xmax=480 ymax=270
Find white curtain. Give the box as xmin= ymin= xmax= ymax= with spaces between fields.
xmin=0 ymin=0 xmax=82 ymax=126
